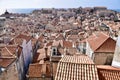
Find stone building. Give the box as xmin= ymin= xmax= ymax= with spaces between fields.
xmin=27 ymin=63 xmax=51 ymax=80
xmin=9 ymin=34 xmax=38 ymax=80
xmin=0 ymin=45 xmax=19 ymax=80
xmin=85 ymin=32 xmax=116 ymax=65
xmin=0 ymin=58 xmax=19 ymax=80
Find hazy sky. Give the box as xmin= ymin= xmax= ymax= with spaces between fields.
xmin=0 ymin=0 xmax=120 ymax=9
xmin=0 ymin=0 xmax=120 ymax=14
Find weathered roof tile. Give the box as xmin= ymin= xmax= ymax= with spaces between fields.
xmin=55 ymin=55 xmax=99 ymax=80
xmin=97 ymin=65 xmax=120 ymax=80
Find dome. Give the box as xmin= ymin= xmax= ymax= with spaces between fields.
xmin=4 ymin=10 xmax=9 ymax=15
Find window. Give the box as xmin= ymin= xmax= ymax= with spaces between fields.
xmin=53 ymin=48 xmax=57 ymax=55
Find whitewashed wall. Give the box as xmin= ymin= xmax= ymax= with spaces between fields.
xmin=22 ymin=39 xmax=33 ymax=74
xmin=112 ymin=36 xmax=120 ymax=68
xmin=86 ymin=41 xmax=93 ymax=59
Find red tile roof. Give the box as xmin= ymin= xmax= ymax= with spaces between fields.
xmin=51 ymin=40 xmax=73 ymax=48
xmin=32 ymin=47 xmax=50 ymax=63
xmin=6 ymin=45 xmax=17 ymax=55
xmin=55 ymin=55 xmax=99 ymax=80
xmin=97 ymin=65 xmax=120 ymax=71
xmin=65 ymin=48 xmax=78 ymax=55
xmin=60 ymin=55 xmax=94 ymax=64
xmin=52 ymin=40 xmax=62 ymax=47
xmin=0 ymin=45 xmax=17 ymax=58
xmin=56 ymin=34 xmax=64 ymax=41
xmin=0 ymin=58 xmax=16 ymax=68
xmin=63 ymin=40 xmax=72 ymax=48
xmin=95 ymin=37 xmax=116 ymax=52
xmin=87 ymin=32 xmax=116 ymax=52
xmin=48 ymin=36 xmax=56 ymax=41
xmin=16 ymin=33 xmax=31 ymax=42
xmin=0 ymin=47 xmax=14 ymax=58
xmin=10 ymin=33 xmax=32 ymax=45
xmin=67 ymin=35 xmax=79 ymax=41
xmin=28 ymin=63 xmax=51 ymax=78
xmin=97 ymin=65 xmax=120 ymax=80
xmin=37 ymin=48 xmax=47 ymax=60
xmin=37 ymin=48 xmax=46 ymax=60
xmin=46 ymin=41 xmax=53 ymax=47
xmin=38 ymin=35 xmax=44 ymax=42
xmin=28 ymin=64 xmax=43 ymax=78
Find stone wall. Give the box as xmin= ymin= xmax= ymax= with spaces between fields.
xmin=112 ymin=36 xmax=120 ymax=67
xmin=94 ymin=52 xmax=114 ymax=65
xmin=0 ymin=62 xmax=19 ymax=80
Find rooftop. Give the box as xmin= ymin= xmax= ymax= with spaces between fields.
xmin=97 ymin=65 xmax=120 ymax=80
xmin=87 ymin=32 xmax=116 ymax=52
xmin=0 ymin=58 xmax=16 ymax=68
xmin=60 ymin=55 xmax=94 ymax=64
xmin=27 ymin=63 xmax=51 ymax=78
xmin=55 ymin=55 xmax=99 ymax=80
xmin=0 ymin=45 xmax=17 ymax=58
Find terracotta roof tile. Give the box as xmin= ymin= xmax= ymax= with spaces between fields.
xmin=28 ymin=64 xmax=43 ymax=77
xmin=95 ymin=38 xmax=116 ymax=52
xmin=46 ymin=42 xmax=53 ymax=47
xmin=6 ymin=45 xmax=17 ymax=55
xmin=55 ymin=55 xmax=99 ymax=80
xmin=63 ymin=40 xmax=72 ymax=48
xmin=38 ymin=35 xmax=44 ymax=42
xmin=16 ymin=33 xmax=31 ymax=42
xmin=11 ymin=38 xmax=23 ymax=45
xmin=33 ymin=47 xmax=50 ymax=63
xmin=0 ymin=58 xmax=16 ymax=68
xmin=97 ymin=65 xmax=120 ymax=71
xmin=37 ymin=48 xmax=47 ymax=60
xmin=52 ymin=40 xmax=62 ymax=47
xmin=28 ymin=63 xmax=51 ymax=78
xmin=87 ymin=32 xmax=116 ymax=52
xmin=51 ymin=40 xmax=73 ymax=48
xmin=58 ymin=48 xmax=64 ymax=54
xmin=67 ymin=35 xmax=79 ymax=41
xmin=60 ymin=55 xmax=94 ymax=64
xmin=48 ymin=36 xmax=56 ymax=41
xmin=65 ymin=48 xmax=78 ymax=55
xmin=0 ymin=45 xmax=17 ymax=58
xmin=97 ymin=65 xmax=120 ymax=80
xmin=11 ymin=34 xmax=32 ymax=45
xmin=0 ymin=47 xmax=13 ymax=57
xmin=56 ymin=34 xmax=65 ymax=41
